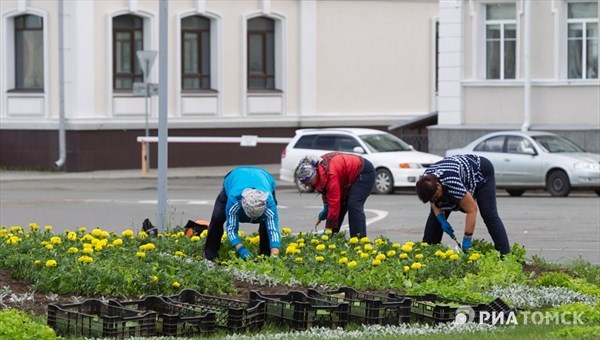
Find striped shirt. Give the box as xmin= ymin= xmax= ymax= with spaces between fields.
xmin=423 ymin=154 xmax=484 ymax=211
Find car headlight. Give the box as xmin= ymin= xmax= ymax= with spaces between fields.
xmin=573 ymin=162 xmax=600 ymax=170
xmin=399 ymin=163 xmax=420 ymax=169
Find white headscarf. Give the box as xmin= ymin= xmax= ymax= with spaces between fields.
xmin=241 ymin=188 xmax=268 ymax=219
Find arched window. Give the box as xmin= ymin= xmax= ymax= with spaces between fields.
xmin=247 ymin=17 xmax=275 ymax=90
xmin=113 ymin=15 xmax=144 ymax=91
xmin=181 ymin=15 xmax=211 ymax=91
xmin=14 ymin=14 xmax=44 ymax=90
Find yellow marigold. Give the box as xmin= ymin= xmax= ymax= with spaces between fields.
xmin=100 ymin=231 xmax=110 ymax=239
xmin=238 ymin=230 xmax=245 ymax=236
xmin=374 ymin=238 xmax=385 ymax=246
xmin=297 ymin=238 xmax=305 ymax=243
xmin=77 ymin=255 xmax=93 ymax=264
xmin=371 ymin=250 xmax=377 ymax=255
xmin=138 ymin=231 xmax=148 ymax=239
xmin=315 ymin=244 xmax=326 ymax=251
xmin=29 ymin=224 xmax=40 ymax=231
xmin=434 ymin=250 xmax=444 ymax=257
xmin=45 ymin=259 xmax=57 ymax=267
xmin=44 ymin=225 xmax=53 ymax=231
xmin=376 ymin=254 xmax=386 ymax=261
xmin=404 ymin=266 xmax=410 ymax=273
xmin=328 ymin=244 xmax=336 ymax=250
xmin=387 ymin=250 xmax=397 ymax=257
xmin=294 ymin=249 xmax=301 ymax=254
xmin=360 ymin=237 xmax=371 ymax=244
xmin=67 ymin=247 xmax=79 ymax=254
xmin=468 ymin=253 xmax=481 ymax=261
xmin=91 ymin=228 xmax=102 ymax=237
xmin=364 ymin=244 xmax=373 ymax=251
xmin=392 ymin=243 xmax=401 ymax=248
xmin=439 ymin=253 xmax=447 ymax=259
xmin=82 ymin=243 xmax=93 ymax=249
xmin=340 ymin=250 xmax=347 ymax=255
xmin=200 ymin=229 xmax=208 ymax=238
xmin=405 ymin=241 xmax=415 ymax=247
xmin=94 ymin=245 xmax=103 ymax=252
xmin=450 ymin=254 xmax=459 ymax=261
xmin=81 ymin=248 xmax=94 ymax=255
xmin=315 ymin=256 xmax=325 ymax=262
xmin=349 ymin=237 xmax=359 ymax=244
xmin=34 ymin=260 xmax=41 ymax=267
xmin=311 ymin=239 xmax=320 ymax=244
xmin=285 ymin=245 xmax=297 ymax=254
xmin=175 ymin=251 xmax=185 ymax=257
xmin=338 ymin=257 xmax=349 ymax=265
xmin=136 ymin=252 xmax=146 ymax=258
xmin=9 ymin=226 xmax=22 ymax=233
xmin=45 ymin=244 xmax=54 ymax=250
xmin=172 ymin=281 xmax=181 ymax=289
xmin=295 ymin=257 xmax=303 ymax=263
xmin=151 ymin=275 xmax=159 ymax=283
xmin=6 ymin=236 xmax=21 ymax=244
xmin=122 ymin=230 xmax=134 ymax=237
xmin=191 ymin=236 xmax=200 ymax=242
xmin=81 ymin=234 xmax=94 ymax=242
xmin=354 ymin=246 xmax=362 ymax=251
xmin=67 ymin=232 xmax=77 ymax=241
xmin=421 ymin=242 xmax=429 ymax=246
xmin=145 ymin=243 xmax=156 ymax=250
xmin=401 ymin=244 xmax=413 ymax=253
xmin=360 ymin=252 xmax=369 ymax=259
xmin=282 ymin=227 xmax=292 ymax=234
xmin=347 ymin=261 xmax=358 ymax=269
xmin=399 ymin=253 xmax=408 ymax=259
xmin=250 ymin=236 xmax=260 ymax=244
xmin=324 ymin=229 xmax=332 ymax=235
xmin=445 ymin=249 xmax=455 ymax=257
xmin=372 ymin=259 xmax=381 ymax=266
xmin=112 ymin=238 xmax=123 ymax=246
xmin=79 ymin=227 xmax=87 ymax=233
xmin=321 ymin=235 xmax=329 ymax=241
xmin=411 ymin=262 xmax=422 ymax=270
xmin=415 ymin=254 xmax=424 ymax=259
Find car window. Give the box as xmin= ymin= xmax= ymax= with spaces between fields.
xmin=473 ymin=136 xmax=504 ymax=152
xmin=336 ymin=136 xmax=361 ymax=152
xmin=532 ymin=135 xmax=585 ymax=153
xmin=314 ymin=135 xmax=338 ymax=151
xmin=360 ymin=133 xmax=411 ymax=153
xmin=506 ymin=136 xmax=534 ymax=154
xmin=293 ymin=135 xmax=317 ymax=149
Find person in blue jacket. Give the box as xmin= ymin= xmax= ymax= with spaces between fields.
xmin=203 ymin=167 xmax=281 ymax=261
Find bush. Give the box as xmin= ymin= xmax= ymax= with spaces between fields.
xmin=0 ymin=308 xmax=59 ymax=340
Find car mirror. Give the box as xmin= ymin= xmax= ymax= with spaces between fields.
xmin=352 ymin=146 xmax=366 ymax=154
xmin=522 ymin=147 xmax=536 ymax=155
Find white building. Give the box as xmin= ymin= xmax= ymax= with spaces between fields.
xmin=0 ymin=0 xmax=597 ymax=171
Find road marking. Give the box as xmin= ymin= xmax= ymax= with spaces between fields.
xmin=308 ymin=205 xmax=389 ymax=228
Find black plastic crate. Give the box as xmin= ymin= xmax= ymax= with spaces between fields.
xmin=47 ymin=298 xmax=157 ymax=338
xmin=109 ymin=295 xmax=216 ymax=337
xmin=249 ymin=290 xmax=349 ymax=330
xmin=389 ymin=293 xmax=487 ymax=323
xmin=308 ymin=287 xmax=411 ymax=325
xmin=479 ymin=297 xmax=515 ymax=324
xmin=168 ymin=288 xmax=265 ymax=333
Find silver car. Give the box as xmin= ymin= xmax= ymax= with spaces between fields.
xmin=445 ymin=131 xmax=600 ymax=197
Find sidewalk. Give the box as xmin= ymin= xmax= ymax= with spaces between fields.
xmin=0 ymin=164 xmax=282 ymax=182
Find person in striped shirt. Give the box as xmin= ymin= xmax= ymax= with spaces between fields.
xmin=415 ymin=154 xmax=510 ymax=254
xmin=203 ymin=167 xmax=281 ymax=261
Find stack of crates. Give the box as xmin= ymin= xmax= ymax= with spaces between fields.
xmin=109 ymin=295 xmax=216 ymax=337
xmin=47 ymin=299 xmax=157 ymax=338
xmin=389 ymin=293 xmax=488 ymax=323
xmin=308 ymin=287 xmax=411 ymax=325
xmin=168 ymin=288 xmax=266 ymax=333
xmin=249 ymin=290 xmax=349 ymax=331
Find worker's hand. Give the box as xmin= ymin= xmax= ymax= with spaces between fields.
xmin=236 ymin=246 xmax=252 ymax=261
xmin=318 ymin=204 xmax=329 ymax=221
xmin=462 ymin=237 xmax=472 ymax=252
xmin=436 ymin=213 xmax=456 ymax=239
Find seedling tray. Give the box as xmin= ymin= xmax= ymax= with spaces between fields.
xmin=47 ymin=298 xmax=157 ymax=338
xmin=109 ymin=295 xmax=216 ymax=337
xmin=307 ymin=287 xmax=411 ymax=325
xmin=389 ymin=293 xmax=489 ymax=323
xmin=168 ymin=288 xmax=265 ymax=333
xmin=249 ymin=290 xmax=349 ymax=330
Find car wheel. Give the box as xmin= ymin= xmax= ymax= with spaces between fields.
xmin=294 ymin=174 xmax=314 ymax=193
xmin=547 ymin=170 xmax=571 ymax=197
xmin=506 ymin=189 xmax=525 ymax=197
xmin=373 ymin=168 xmax=394 ymax=195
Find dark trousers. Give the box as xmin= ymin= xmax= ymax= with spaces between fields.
xmin=203 ymin=189 xmax=271 ymax=260
xmin=333 ymin=159 xmax=375 ymax=238
xmin=422 ymin=157 xmax=511 ymax=255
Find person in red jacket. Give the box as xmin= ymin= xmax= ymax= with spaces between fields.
xmin=295 ymin=152 xmax=375 ymax=237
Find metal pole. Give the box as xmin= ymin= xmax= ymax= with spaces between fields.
xmin=144 ymin=59 xmax=150 ymax=171
xmin=157 ymin=0 xmax=169 ymax=231
xmin=55 ymin=0 xmax=66 ymax=169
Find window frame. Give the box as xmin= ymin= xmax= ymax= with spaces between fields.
xmin=484 ymin=3 xmax=517 ymax=80
xmin=247 ymin=17 xmax=276 ymax=91
xmin=112 ymin=14 xmax=144 ymax=92
xmin=181 ymin=15 xmax=212 ymax=92
xmin=566 ymin=1 xmax=599 ymax=79
xmin=13 ymin=14 xmax=44 ymax=92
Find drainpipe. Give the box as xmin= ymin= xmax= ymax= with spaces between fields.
xmin=521 ymin=0 xmax=531 ymax=132
xmin=54 ymin=0 xmax=66 ymax=168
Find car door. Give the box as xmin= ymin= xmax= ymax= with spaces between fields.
xmin=472 ymin=135 xmax=508 ymax=185
xmin=502 ymin=136 xmax=543 ymax=185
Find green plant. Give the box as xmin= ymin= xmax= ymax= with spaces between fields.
xmin=0 ymin=309 xmax=59 ymax=339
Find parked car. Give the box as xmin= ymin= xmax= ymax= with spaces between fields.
xmin=445 ymin=131 xmax=600 ymax=197
xmin=280 ymin=128 xmax=442 ymax=194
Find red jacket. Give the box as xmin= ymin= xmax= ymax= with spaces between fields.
xmin=313 ymin=152 xmax=364 ymax=229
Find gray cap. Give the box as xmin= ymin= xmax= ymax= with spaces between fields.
xmin=241 ymin=188 xmax=268 ymax=219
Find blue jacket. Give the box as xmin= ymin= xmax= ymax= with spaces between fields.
xmin=223 ymin=167 xmax=280 ymax=249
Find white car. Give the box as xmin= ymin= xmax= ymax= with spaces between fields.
xmin=279 ymin=128 xmax=442 ymax=194
xmin=446 ymin=130 xmax=600 ymax=197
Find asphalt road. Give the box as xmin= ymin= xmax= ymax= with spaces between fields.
xmin=1 ymin=176 xmax=598 ymax=264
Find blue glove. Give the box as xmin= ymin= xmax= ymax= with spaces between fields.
xmin=436 ymin=213 xmax=455 ymax=239
xmin=236 ymin=246 xmax=252 ymax=261
xmin=462 ymin=237 xmax=472 ymax=252
xmin=318 ymin=204 xmax=329 ymax=221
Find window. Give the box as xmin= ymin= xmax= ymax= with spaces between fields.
xmin=181 ymin=15 xmax=211 ymax=90
xmin=567 ymin=1 xmax=598 ymax=79
xmin=14 ymin=15 xmax=44 ymax=90
xmin=474 ymin=136 xmax=505 ymax=152
xmin=506 ymin=136 xmax=534 ymax=154
xmin=485 ymin=4 xmax=516 ymax=79
xmin=113 ymin=15 xmax=143 ymax=91
xmin=247 ymin=17 xmax=275 ymax=90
